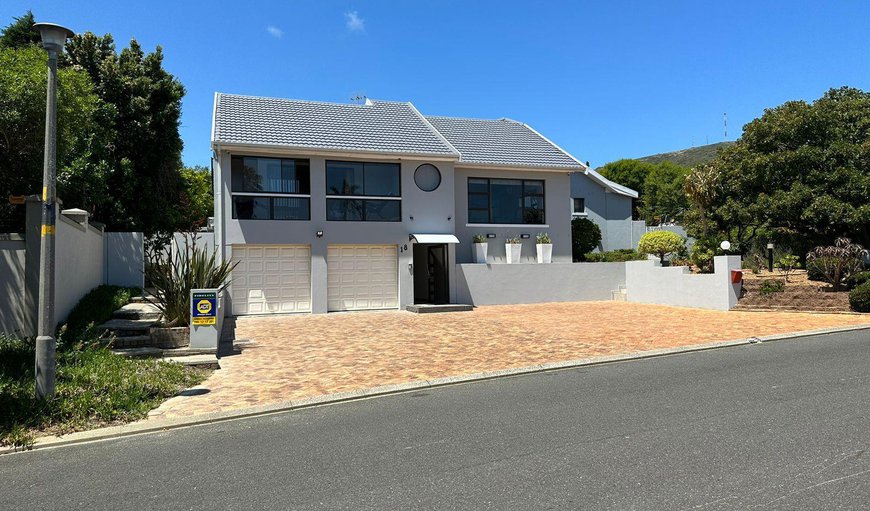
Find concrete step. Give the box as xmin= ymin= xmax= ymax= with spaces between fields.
xmin=112 ymin=346 xmax=218 ymax=358
xmin=98 ymin=318 xmax=158 ymax=337
xmin=110 ymin=335 xmax=153 ymax=349
xmin=405 ymin=304 xmax=473 ymax=313
xmin=112 ymin=303 xmax=162 ymax=321
xmin=111 ymin=349 xmax=219 ymax=369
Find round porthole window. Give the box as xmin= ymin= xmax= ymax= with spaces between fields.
xmin=414 ymin=164 xmax=441 ymax=192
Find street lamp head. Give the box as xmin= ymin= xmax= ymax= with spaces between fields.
xmin=32 ymin=22 xmax=74 ymax=53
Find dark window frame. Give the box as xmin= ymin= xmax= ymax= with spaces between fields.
xmin=325 ymin=160 xmax=403 ymax=222
xmin=467 ymin=177 xmax=546 ymax=225
xmin=325 ymin=160 xmax=402 ymax=198
xmin=232 ymin=195 xmax=311 ymax=221
xmin=230 ymin=155 xmax=312 ymax=221
xmin=573 ymin=197 xmax=586 ymax=215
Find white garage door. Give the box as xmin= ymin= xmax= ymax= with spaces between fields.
xmin=327 ymin=245 xmax=398 ymax=311
xmin=230 ymin=245 xmax=311 ymax=315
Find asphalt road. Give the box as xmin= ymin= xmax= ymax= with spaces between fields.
xmin=3 ymin=330 xmax=870 ymax=510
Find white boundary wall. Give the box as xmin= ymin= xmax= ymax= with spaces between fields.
xmin=625 ymin=255 xmax=742 ymax=311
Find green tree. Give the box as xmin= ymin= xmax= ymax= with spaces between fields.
xmin=0 ymin=11 xmax=39 ymax=49
xmin=640 ymin=161 xmax=689 ymax=224
xmin=598 ymin=159 xmax=652 ymax=194
xmin=0 ymin=45 xmax=112 ymax=229
xmin=178 ymin=165 xmax=213 ymax=228
xmin=63 ymin=32 xmax=187 ymax=235
xmin=683 ymin=87 xmax=870 ymax=253
xmin=599 ymin=158 xmax=690 ymax=225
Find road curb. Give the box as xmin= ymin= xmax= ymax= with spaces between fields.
xmin=4 ymin=322 xmax=870 ymax=455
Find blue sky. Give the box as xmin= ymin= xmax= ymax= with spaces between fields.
xmin=4 ymin=1 xmax=870 ymax=168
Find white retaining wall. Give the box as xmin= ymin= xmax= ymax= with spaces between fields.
xmin=55 ymin=214 xmax=106 ymax=327
xmin=455 ymin=262 xmax=626 ymax=306
xmin=105 ymin=232 xmax=145 ymax=288
xmin=625 ymin=255 xmax=742 ymax=311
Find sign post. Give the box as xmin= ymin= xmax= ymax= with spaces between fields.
xmin=190 ymin=288 xmax=220 ymax=349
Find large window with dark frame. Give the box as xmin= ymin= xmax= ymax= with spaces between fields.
xmin=467 ymin=178 xmax=545 ymax=224
xmin=326 ymin=160 xmax=402 ymax=222
xmin=231 ymin=156 xmax=311 ymax=220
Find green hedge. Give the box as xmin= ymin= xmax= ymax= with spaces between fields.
xmin=583 ymin=249 xmax=646 ymax=262
xmin=847 ymin=271 xmax=870 ymax=290
xmin=59 ymin=285 xmax=141 ymax=345
xmin=849 ymin=282 xmax=870 ymax=313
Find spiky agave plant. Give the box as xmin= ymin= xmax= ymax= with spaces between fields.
xmin=146 ymin=235 xmax=237 ymax=326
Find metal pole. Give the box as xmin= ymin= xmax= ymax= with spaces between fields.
xmin=767 ymin=247 xmax=774 ymax=273
xmin=35 ymin=48 xmax=58 ymax=399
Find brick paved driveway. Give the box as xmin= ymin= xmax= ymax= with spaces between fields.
xmin=149 ymin=302 xmax=870 ymax=419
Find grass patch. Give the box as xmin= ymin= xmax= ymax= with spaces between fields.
xmin=0 ymin=334 xmax=209 ymax=449
xmin=58 ymin=285 xmax=140 ymax=345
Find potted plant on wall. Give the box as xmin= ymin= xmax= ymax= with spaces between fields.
xmin=145 ymin=233 xmax=236 ymax=348
xmin=505 ymin=236 xmax=522 ymax=264
xmin=536 ymin=232 xmax=553 ymax=264
xmin=472 ymin=234 xmax=488 ymax=264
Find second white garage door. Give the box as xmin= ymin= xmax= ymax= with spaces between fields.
xmin=327 ymin=245 xmax=398 ymax=311
xmin=230 ymin=245 xmax=311 ymax=315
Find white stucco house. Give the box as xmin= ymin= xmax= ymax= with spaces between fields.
xmin=210 ymin=93 xmax=639 ymax=315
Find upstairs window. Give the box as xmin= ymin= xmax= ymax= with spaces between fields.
xmin=231 ymin=156 xmax=310 ymax=220
xmin=326 ymin=161 xmax=401 ymax=221
xmin=468 ymin=178 xmax=545 ymax=225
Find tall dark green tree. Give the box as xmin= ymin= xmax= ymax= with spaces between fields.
xmin=0 ymin=11 xmax=39 ymax=49
xmin=63 ymin=32 xmax=187 ymax=235
xmin=598 ymin=158 xmax=690 ymax=225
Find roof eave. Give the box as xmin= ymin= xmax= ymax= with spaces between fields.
xmin=210 ymin=140 xmax=460 ymax=161
xmin=455 ymin=161 xmax=585 ymax=172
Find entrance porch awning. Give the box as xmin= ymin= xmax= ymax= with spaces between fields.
xmin=409 ymin=234 xmax=460 ymax=244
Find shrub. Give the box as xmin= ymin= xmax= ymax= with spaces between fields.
xmin=59 ymin=285 xmax=140 ymax=345
xmin=505 ymin=236 xmax=521 ymax=244
xmin=638 ymin=231 xmax=685 ymax=263
xmin=847 ymin=271 xmax=870 ymax=290
xmin=805 ymin=238 xmax=865 ymax=291
xmin=145 ymin=236 xmax=236 ymax=326
xmin=571 ymin=218 xmax=602 ymax=262
xmin=849 ymin=282 xmax=870 ymax=312
xmin=776 ymin=254 xmax=801 ymax=282
xmin=536 ymin=232 xmax=551 ymax=244
xmin=760 ymin=279 xmax=785 ymax=295
xmin=583 ymin=249 xmax=646 ymax=262
xmin=472 ymin=234 xmax=486 ymax=244
xmin=690 ymin=242 xmax=716 ymax=273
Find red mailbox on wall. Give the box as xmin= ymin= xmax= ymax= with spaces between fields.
xmin=731 ymin=269 xmax=743 ymax=284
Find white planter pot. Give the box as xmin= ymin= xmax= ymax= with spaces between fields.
xmin=473 ymin=242 xmax=488 ymax=264
xmin=536 ymin=243 xmax=553 ymax=264
xmin=505 ymin=243 xmax=522 ymax=264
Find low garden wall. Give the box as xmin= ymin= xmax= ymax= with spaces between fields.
xmin=455 ymin=262 xmax=626 ymax=306
xmin=625 ymin=255 xmax=742 ymax=311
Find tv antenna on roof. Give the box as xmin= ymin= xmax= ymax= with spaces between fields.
xmin=350 ymin=92 xmax=367 ymax=105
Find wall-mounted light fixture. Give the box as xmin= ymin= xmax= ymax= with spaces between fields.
xmin=486 ymin=233 xmax=496 ymax=239
xmin=520 ymin=234 xmax=531 ymax=239
xmin=316 ymin=231 xmax=324 ymax=238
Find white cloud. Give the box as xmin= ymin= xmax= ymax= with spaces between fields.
xmin=345 ymin=11 xmax=365 ymax=32
xmin=266 ymin=25 xmax=283 ymax=38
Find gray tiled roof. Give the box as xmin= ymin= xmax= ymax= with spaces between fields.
xmin=212 ymin=93 xmax=584 ymax=169
xmin=212 ymin=93 xmax=459 ymax=157
xmin=425 ymin=116 xmax=583 ymax=169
